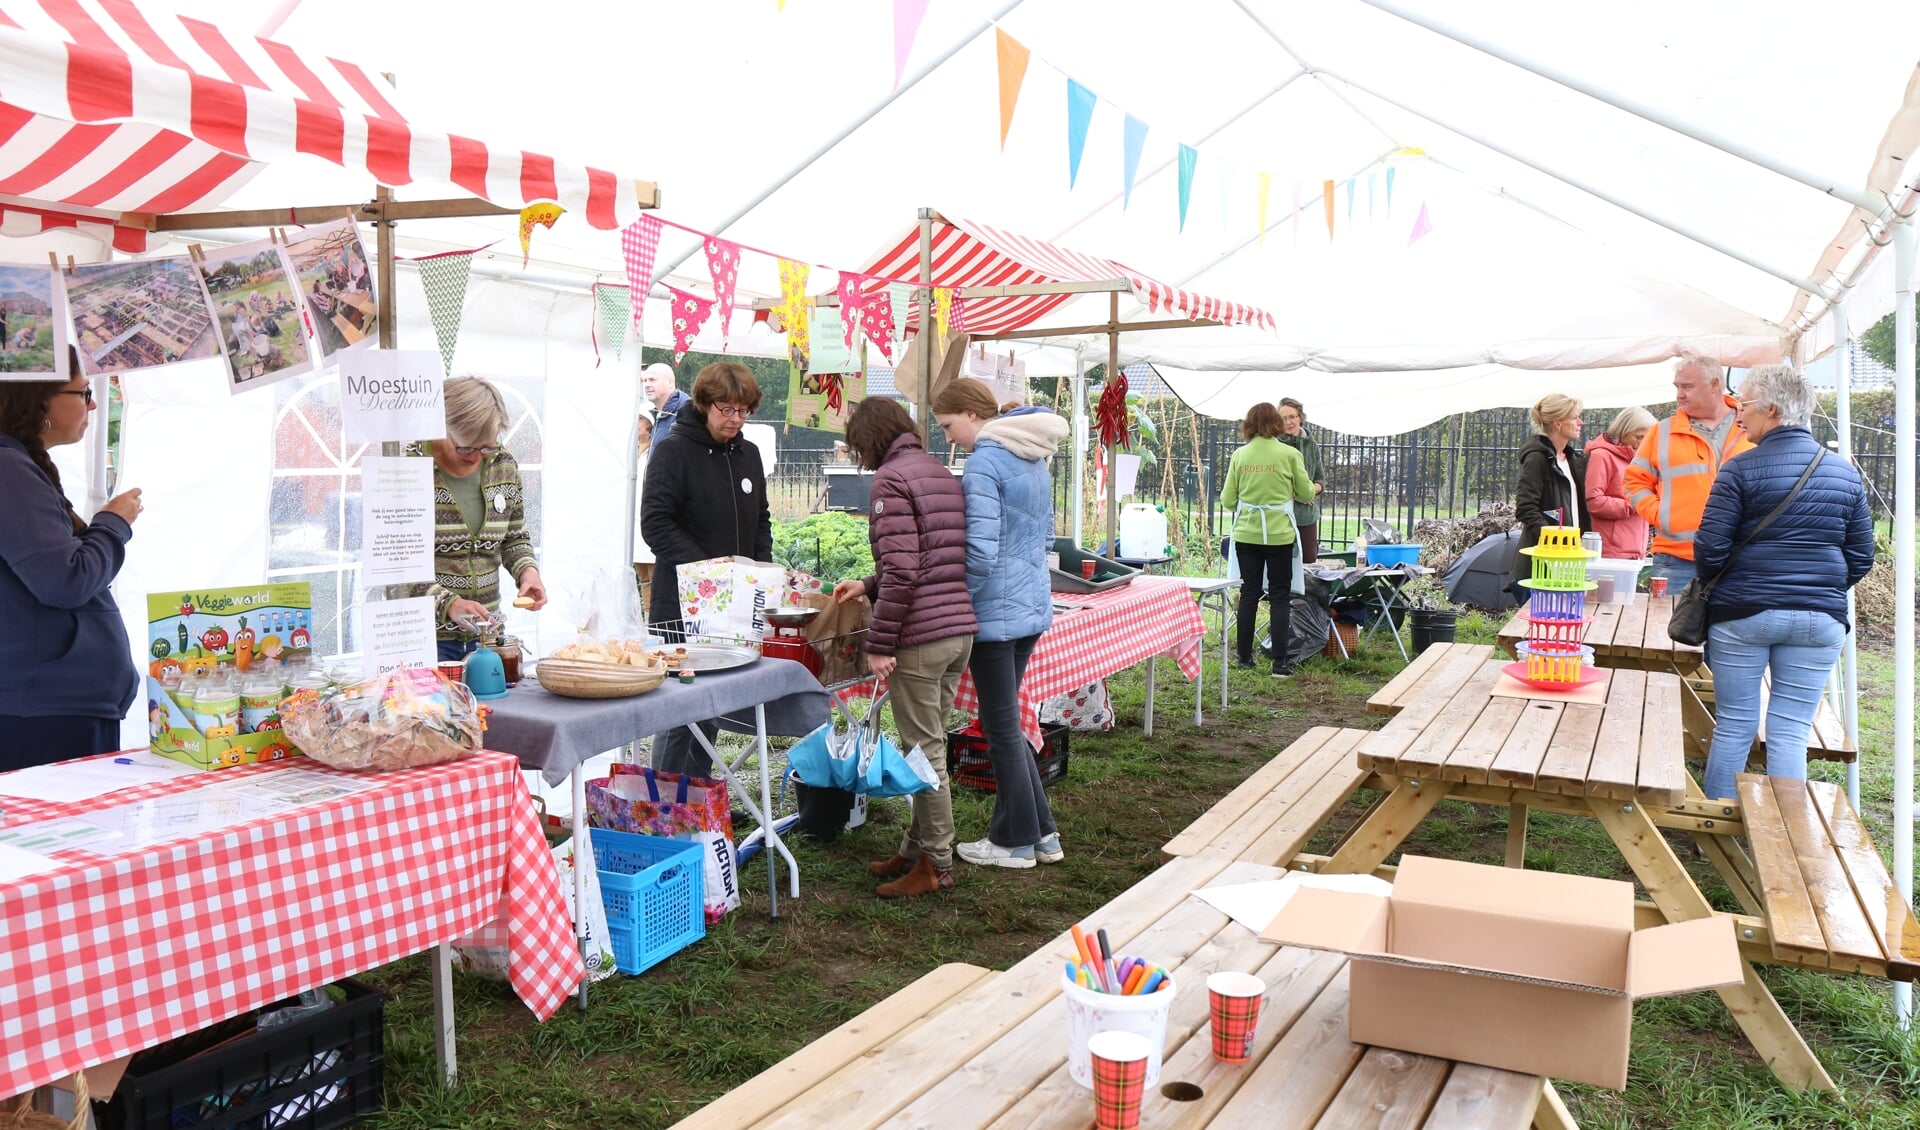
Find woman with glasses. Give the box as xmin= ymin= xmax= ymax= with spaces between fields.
xmin=0 ymin=350 xmax=145 ymax=766
xmin=414 ymin=376 xmax=547 ymax=661
xmin=1274 ymin=398 xmax=1324 ymax=563
xmin=640 ymin=362 xmax=773 ymax=777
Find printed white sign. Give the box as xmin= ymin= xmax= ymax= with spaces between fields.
xmin=359 ymin=455 xmax=436 ymax=586
xmin=339 ymin=350 xmax=446 ymax=443
xmin=360 ymin=596 xmax=439 ymax=674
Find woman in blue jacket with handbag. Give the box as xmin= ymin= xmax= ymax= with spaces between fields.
xmin=933 ymin=378 xmax=1068 ymax=870
xmin=0 ymin=353 xmax=144 ymax=766
xmin=1695 ymin=366 xmax=1874 ymax=800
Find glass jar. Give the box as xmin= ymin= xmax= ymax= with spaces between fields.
xmin=496 ymin=636 xmax=523 ymax=685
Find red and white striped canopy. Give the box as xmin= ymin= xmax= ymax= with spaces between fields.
xmin=0 ymin=0 xmax=647 ymax=252
xmin=858 ymin=216 xmax=1276 ymax=337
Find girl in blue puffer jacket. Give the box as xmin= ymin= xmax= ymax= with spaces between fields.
xmin=933 ymin=378 xmax=1068 ymax=870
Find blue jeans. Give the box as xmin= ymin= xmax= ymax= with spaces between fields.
xmin=968 ymin=634 xmax=1056 ymax=850
xmin=1701 ymin=610 xmax=1845 ymax=800
xmin=437 ymin=639 xmax=477 ymax=662
xmin=1649 ymin=553 xmax=1697 ymax=589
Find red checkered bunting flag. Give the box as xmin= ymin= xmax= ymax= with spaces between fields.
xmin=705 ymin=237 xmax=741 ymax=349
xmin=665 ymin=286 xmax=716 ymax=361
xmin=949 ymin=290 xmax=968 ymax=333
xmin=622 ymin=215 xmax=663 ymax=330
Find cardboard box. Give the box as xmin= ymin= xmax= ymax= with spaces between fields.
xmin=1261 ymin=856 xmax=1742 ymax=1088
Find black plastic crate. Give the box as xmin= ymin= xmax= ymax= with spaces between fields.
xmin=95 ymin=979 xmax=383 ymax=1130
xmin=949 ymin=720 xmax=1070 ymax=792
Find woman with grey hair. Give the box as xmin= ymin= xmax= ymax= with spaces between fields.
xmin=1695 ymin=365 xmax=1874 ymax=800
xmin=412 ymin=376 xmax=547 ymax=660
xmin=1584 ymin=405 xmax=1656 ymax=558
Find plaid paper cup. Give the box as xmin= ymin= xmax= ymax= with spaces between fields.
xmin=1087 ymin=1030 xmax=1152 ymax=1130
xmin=1206 ymin=971 xmax=1267 ymax=1063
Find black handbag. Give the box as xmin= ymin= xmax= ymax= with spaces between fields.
xmin=1668 ymin=453 xmax=1824 ymax=646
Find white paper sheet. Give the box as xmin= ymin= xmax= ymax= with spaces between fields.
xmin=338 ymin=349 xmax=445 ymax=443
xmin=0 ymin=753 xmax=198 ymax=804
xmin=359 ymin=455 xmax=436 ymax=586
xmin=0 ymin=841 xmax=62 ymax=882
xmin=1191 ymin=872 xmax=1395 ymax=935
xmin=361 ymin=595 xmax=439 ymax=674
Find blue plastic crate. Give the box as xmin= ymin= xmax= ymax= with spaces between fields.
xmin=1365 ymin=543 xmax=1420 ymax=568
xmin=590 ymin=828 xmax=705 ymax=975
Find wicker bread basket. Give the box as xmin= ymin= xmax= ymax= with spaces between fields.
xmin=535 ymin=658 xmax=666 ymax=699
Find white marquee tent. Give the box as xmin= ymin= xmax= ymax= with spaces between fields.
xmin=1 ymin=0 xmax=1915 ymax=1018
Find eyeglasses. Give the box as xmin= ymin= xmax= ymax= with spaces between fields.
xmin=712 ymin=405 xmax=750 ymax=419
xmin=55 ymin=388 xmax=95 ymax=406
xmin=453 ymin=444 xmax=499 ymax=457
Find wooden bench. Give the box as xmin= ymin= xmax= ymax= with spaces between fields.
xmin=1162 ymin=726 xmax=1373 ymax=867
xmin=1736 ymin=773 xmax=1920 ymax=981
xmin=1365 ymin=643 xmax=1494 ymax=716
xmin=1685 ymin=674 xmax=1857 ymax=764
xmin=671 ymin=963 xmax=996 ymax=1130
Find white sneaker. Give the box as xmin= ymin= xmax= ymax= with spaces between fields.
xmin=956 ymin=838 xmax=1037 ymax=869
xmin=1035 ymin=835 xmax=1065 ymax=864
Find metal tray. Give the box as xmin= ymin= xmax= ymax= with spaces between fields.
xmin=674 ymin=642 xmax=760 ymax=672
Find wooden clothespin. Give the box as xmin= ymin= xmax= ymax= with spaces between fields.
xmin=47 ymin=251 xmax=60 ymax=270
xmin=65 ymin=255 xmax=75 ymax=274
xmin=187 ymin=243 xmax=205 ymax=264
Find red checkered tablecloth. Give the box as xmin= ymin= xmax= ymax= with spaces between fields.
xmin=0 ymin=749 xmax=583 ymax=1099
xmin=953 ymin=576 xmax=1206 ymax=749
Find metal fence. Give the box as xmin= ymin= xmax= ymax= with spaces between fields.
xmin=765 ymin=400 xmax=1910 ymax=546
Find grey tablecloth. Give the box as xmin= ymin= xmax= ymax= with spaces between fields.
xmin=486 ymin=658 xmax=832 ymax=785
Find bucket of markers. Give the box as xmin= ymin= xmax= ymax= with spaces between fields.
xmin=1061 ymin=965 xmax=1176 ymax=1089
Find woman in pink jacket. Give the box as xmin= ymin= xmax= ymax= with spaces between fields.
xmin=1583 ymin=406 xmax=1655 ymax=558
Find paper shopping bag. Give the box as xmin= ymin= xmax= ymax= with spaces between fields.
xmin=677 ymin=555 xmax=786 ymax=645
xmin=798 ymin=592 xmax=872 ymax=684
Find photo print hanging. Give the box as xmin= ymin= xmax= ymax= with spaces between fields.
xmin=282 ymin=217 xmax=377 ymax=361
xmin=0 ymin=262 xmax=71 ymax=382
xmin=196 ymin=237 xmax=314 ymax=394
xmin=66 ymin=255 xmax=220 ymax=376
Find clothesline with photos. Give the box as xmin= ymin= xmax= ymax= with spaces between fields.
xmin=0 ymin=216 xmax=378 ymax=396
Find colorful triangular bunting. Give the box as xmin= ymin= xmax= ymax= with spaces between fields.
xmin=1121 ymin=114 xmax=1148 ymax=211
xmin=621 ymin=215 xmax=663 ymax=331
xmin=1408 ymin=201 xmax=1433 ymax=246
xmin=1322 ymin=180 xmax=1336 ymax=239
xmin=893 ymin=0 xmax=930 ymax=88
xmin=593 ymin=283 xmax=629 ymax=364
xmin=1256 ymin=172 xmax=1271 ymax=245
xmin=1066 ymin=79 xmax=1096 ymax=189
xmin=416 ymin=251 xmax=474 ymax=377
xmin=1175 ymin=144 xmax=1197 ymax=232
xmin=996 ymin=30 xmax=1030 ymax=150
xmin=704 ymin=237 xmax=741 ymax=350
xmin=665 ymin=286 xmax=715 ymax=362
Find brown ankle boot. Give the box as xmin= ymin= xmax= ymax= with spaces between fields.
xmin=867 ymin=853 xmax=916 ymax=878
xmin=876 ymin=854 xmax=955 ymax=898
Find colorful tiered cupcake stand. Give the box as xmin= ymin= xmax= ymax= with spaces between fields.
xmin=1508 ymin=527 xmax=1605 ymax=691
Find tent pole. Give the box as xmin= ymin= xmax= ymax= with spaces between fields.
xmin=1317 ymin=73 xmax=1837 ymax=303
xmin=1831 ymin=301 xmax=1860 ymax=808
xmin=1105 ymin=293 xmax=1120 ymax=554
xmin=917 ymin=207 xmax=934 ymax=427
xmin=648 ymin=0 xmax=1027 ymax=285
xmin=1071 ymin=344 xmax=1087 ymax=546
xmin=1354 ymin=0 xmax=1881 ymax=213
xmin=1892 ymin=222 xmax=1915 ymax=1027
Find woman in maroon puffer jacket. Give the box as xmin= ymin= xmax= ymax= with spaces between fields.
xmin=833 ymin=398 xmax=978 ymax=898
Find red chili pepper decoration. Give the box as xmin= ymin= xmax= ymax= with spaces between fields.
xmin=1096 ymin=371 xmax=1131 ymax=450
xmin=820 ymin=372 xmax=844 ymax=411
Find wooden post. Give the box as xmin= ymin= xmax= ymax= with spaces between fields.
xmin=1105 ymin=291 xmax=1120 ymax=554
xmin=916 ymin=207 xmax=934 ymax=427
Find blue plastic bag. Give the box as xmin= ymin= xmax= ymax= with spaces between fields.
xmin=786 ymin=721 xmax=859 ymax=791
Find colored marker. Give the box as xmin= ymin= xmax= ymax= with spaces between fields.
xmin=1139 ymin=969 xmax=1166 ymax=995
xmin=1122 ymin=964 xmax=1148 ymax=995
xmin=1070 ymin=924 xmax=1094 ymax=969
xmin=114 ymin=758 xmax=135 ymax=765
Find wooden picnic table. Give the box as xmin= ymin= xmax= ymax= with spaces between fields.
xmin=1495 ymin=593 xmax=1705 ymax=675
xmin=674 ymin=855 xmax=1567 ymax=1130
xmin=1319 ymin=645 xmax=1836 ymax=1091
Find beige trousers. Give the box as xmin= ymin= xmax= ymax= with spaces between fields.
xmin=886 ymin=633 xmax=973 ymax=868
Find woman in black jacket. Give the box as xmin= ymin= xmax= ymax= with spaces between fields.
xmin=1508 ymin=394 xmax=1590 ymax=597
xmin=1696 ymin=365 xmax=1873 ymax=800
xmin=638 ymin=362 xmax=772 ymax=777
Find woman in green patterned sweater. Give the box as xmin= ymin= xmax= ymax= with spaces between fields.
xmin=416 ymin=377 xmax=547 ymax=660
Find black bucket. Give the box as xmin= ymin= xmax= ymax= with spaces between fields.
xmin=1409 ymin=609 xmax=1459 ymax=655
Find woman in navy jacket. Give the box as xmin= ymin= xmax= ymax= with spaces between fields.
xmin=1696 ymin=366 xmax=1874 ymax=800
xmin=933 ymin=378 xmax=1068 ymax=870
xmin=0 ymin=355 xmax=144 ymax=767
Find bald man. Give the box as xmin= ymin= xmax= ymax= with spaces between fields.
xmin=643 ymin=363 xmax=692 ymax=443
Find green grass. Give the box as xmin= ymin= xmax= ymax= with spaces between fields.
xmin=340 ymin=609 xmax=1918 ymax=1129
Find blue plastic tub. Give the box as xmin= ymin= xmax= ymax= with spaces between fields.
xmin=1366 ymin=543 xmax=1420 ymax=568
xmin=590 ymin=828 xmax=705 ymax=975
